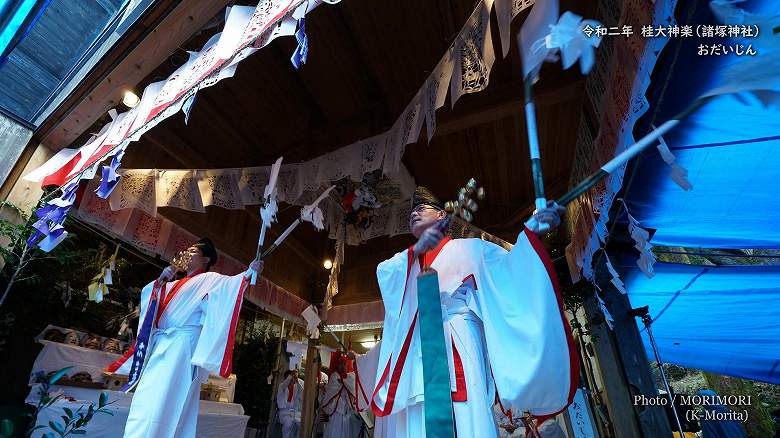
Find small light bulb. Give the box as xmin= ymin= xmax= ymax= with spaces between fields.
xmin=323 ymin=259 xmax=333 ymax=270
xmin=122 ymin=90 xmax=140 ymax=108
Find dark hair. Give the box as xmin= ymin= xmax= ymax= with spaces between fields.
xmin=283 ymin=370 xmax=291 ymax=378
xmin=194 ymin=237 xmax=218 ymax=270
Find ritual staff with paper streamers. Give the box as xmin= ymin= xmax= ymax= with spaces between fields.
xmin=105 ymin=238 xmax=262 ymax=438
xmin=351 ymin=184 xmax=577 ymax=438
xmin=251 ymin=157 xmax=283 ymax=285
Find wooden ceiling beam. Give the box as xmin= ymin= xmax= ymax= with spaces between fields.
xmin=261 ymin=76 xmax=585 ymax=165
xmin=332 ymin=7 xmax=392 ymax=129
xmin=195 ymin=94 xmax=258 ymax=153
xmin=435 ymin=78 xmax=584 ymax=137
xmin=145 ymin=131 xmax=211 ymax=168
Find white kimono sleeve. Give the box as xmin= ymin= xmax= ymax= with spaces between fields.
xmin=375 ymin=250 xmax=410 ymax=316
xmin=470 ymin=230 xmax=577 ymax=416
xmin=191 ymin=271 xmax=250 ymax=377
xmin=354 ymin=342 xmax=382 ymax=412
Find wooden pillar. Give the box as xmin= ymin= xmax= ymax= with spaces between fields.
xmin=594 ymin=254 xmax=673 ymax=437
xmin=266 ymin=319 xmax=288 ymax=438
xmin=582 ymin=293 xmax=644 ymax=437
xmin=298 ymin=337 xmax=319 ymax=438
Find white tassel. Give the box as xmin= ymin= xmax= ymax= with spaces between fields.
xmin=546 ymin=12 xmax=603 ymax=75
xmin=301 ymin=305 xmax=321 ymax=339
xmin=300 ymin=185 xmax=336 ymax=231
xmin=260 ymin=198 xmax=278 ymax=225
xmin=627 ymin=210 xmax=656 ymax=278
xmin=259 ymin=157 xmax=284 ymax=227
xmin=605 ymin=256 xmax=628 ymax=294
xmin=655 ymin=127 xmax=693 ymax=191
xmin=301 ymin=205 xmax=325 ymax=231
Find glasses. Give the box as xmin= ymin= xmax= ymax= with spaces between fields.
xmin=412 ymin=204 xmax=441 ymax=214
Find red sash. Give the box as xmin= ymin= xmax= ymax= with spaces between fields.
xmin=154 ymin=269 xmax=205 ymax=326
xmin=287 ymin=380 xmax=295 ymax=402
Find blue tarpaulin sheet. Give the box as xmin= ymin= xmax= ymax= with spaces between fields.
xmin=624 ymin=1 xmax=780 ymax=249
xmin=611 ymin=1 xmax=780 ymax=384
xmin=621 ymin=262 xmax=780 ymax=384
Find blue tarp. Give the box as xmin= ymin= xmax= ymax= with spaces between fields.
xmin=612 ymin=1 xmax=780 ymax=385
xmin=624 ymin=1 xmax=780 ymax=249
xmin=621 ymin=262 xmax=780 ymax=384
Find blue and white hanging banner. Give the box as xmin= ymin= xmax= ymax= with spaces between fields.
xmin=121 ymin=285 xmax=161 ymax=392
xmin=291 ymin=17 xmax=308 ymax=69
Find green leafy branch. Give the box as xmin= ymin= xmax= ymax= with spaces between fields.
xmin=0 ymin=367 xmax=114 ymax=438
xmin=43 ymin=390 xmax=115 ymax=437
xmin=0 ymin=200 xmax=76 ymax=309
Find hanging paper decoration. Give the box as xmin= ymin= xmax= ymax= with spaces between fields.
xmin=626 ymin=210 xmax=656 ymax=278
xmin=518 ymin=0 xmax=559 ymax=80
xmin=88 ymin=244 xmax=120 ymax=303
xmin=604 ymin=255 xmax=627 ymax=295
xmin=451 ymin=0 xmax=495 ymax=104
xmin=566 ymin=0 xmax=674 ymax=282
xmin=324 ymin=231 xmax=344 ymax=312
xmin=495 ymin=0 xmax=535 ymax=58
xmin=290 ymin=17 xmax=308 ymax=69
xmin=654 ymin=128 xmax=693 ymax=191
xmin=182 ymin=93 xmax=198 ymax=125
xmin=422 ymin=54 xmax=454 ymax=142
xmin=26 ymin=0 xmax=551 ymax=251
xmin=28 ymin=181 xmax=80 ymax=252
xmin=301 ymin=305 xmax=321 ymax=339
xmin=546 ymin=11 xmax=602 ymax=75
xmin=96 ymin=146 xmax=126 ymax=199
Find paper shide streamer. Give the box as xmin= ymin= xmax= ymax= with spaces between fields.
xmin=28 ymin=181 xmax=80 ymax=252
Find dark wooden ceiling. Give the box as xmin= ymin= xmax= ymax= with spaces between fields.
xmin=116 ymin=0 xmax=596 ymax=305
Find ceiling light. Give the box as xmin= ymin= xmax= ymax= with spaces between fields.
xmin=360 ymin=340 xmax=377 ymax=350
xmin=323 ymin=259 xmax=333 ymax=270
xmin=122 ymin=90 xmax=140 ymax=108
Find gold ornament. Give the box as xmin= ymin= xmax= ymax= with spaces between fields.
xmin=171 ymin=248 xmax=194 ymax=273
xmin=444 ymin=178 xmax=486 ymax=223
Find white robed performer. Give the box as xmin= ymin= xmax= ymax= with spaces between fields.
xmin=320 ymin=353 xmax=361 ymax=438
xmin=276 ymin=369 xmax=304 ymax=438
xmin=353 ymin=187 xmax=578 ymax=438
xmin=106 ymin=238 xmax=262 ymax=438
xmin=353 ymin=342 xmax=391 ymax=438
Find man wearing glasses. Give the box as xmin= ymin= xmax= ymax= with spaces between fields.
xmin=353 ymin=187 xmax=578 ymax=437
